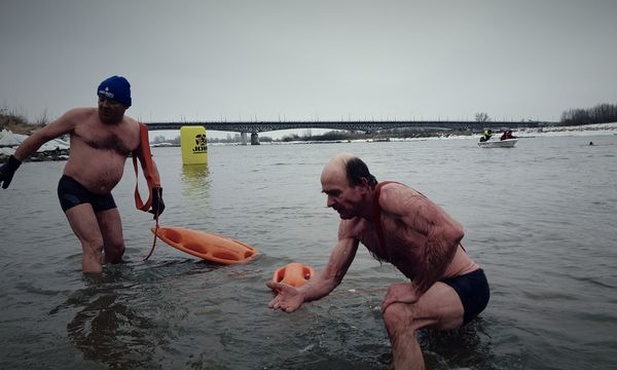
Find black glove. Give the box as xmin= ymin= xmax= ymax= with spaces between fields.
xmin=0 ymin=155 xmax=21 ymax=189
xmin=149 ymin=186 xmax=165 ymax=218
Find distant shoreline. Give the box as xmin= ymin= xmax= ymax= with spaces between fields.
xmin=2 ymin=122 xmax=615 ymax=162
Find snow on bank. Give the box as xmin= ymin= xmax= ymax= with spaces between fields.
xmin=435 ymin=122 xmax=617 ymax=141
xmin=517 ymin=122 xmax=617 ymax=137
xmin=0 ymin=129 xmax=70 ymax=157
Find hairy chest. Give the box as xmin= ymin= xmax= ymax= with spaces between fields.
xmin=74 ymin=123 xmax=138 ymax=156
xmin=359 ymin=218 xmax=421 ymax=270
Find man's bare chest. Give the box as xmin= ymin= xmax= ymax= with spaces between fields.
xmin=360 ymin=219 xmax=419 ymax=262
xmin=75 ymin=127 xmax=136 ymax=156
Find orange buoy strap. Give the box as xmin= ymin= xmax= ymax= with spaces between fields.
xmin=133 ymin=123 xmax=161 ymax=212
xmin=132 ymin=123 xmax=161 ymax=261
xmin=143 ymin=214 xmax=160 ymax=261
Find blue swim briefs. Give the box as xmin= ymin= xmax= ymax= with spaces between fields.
xmin=441 ymin=268 xmax=490 ymax=325
xmin=57 ymin=175 xmax=117 ymax=213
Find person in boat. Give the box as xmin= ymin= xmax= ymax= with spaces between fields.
xmin=267 ymin=153 xmax=489 ymax=370
xmin=0 ymin=76 xmax=165 ymax=274
xmin=479 ymin=129 xmax=492 ymax=142
xmin=500 ymin=129 xmax=516 ymax=141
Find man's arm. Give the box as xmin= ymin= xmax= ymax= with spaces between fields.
xmin=381 ymin=185 xmax=464 ymax=297
xmin=13 ymin=108 xmax=81 ymax=161
xmin=1 ymin=109 xmax=81 ymax=189
xmin=136 ymin=150 xmax=162 ymax=186
xmin=301 ymin=233 xmax=360 ymax=303
xmin=133 ymin=123 xmax=162 ymax=185
xmin=134 ymin=123 xmax=165 ymax=217
xmin=408 ymin=199 xmax=463 ymax=295
xmin=267 ymin=223 xmax=360 ymax=312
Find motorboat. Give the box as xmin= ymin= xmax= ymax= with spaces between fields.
xmin=477 ymin=138 xmax=518 ymax=148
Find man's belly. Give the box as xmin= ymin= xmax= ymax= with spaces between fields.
xmin=63 ymin=160 xmax=124 ymax=195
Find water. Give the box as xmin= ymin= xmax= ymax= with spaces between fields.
xmin=1 ymin=135 xmax=616 ymax=370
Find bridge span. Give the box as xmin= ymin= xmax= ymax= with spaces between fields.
xmin=145 ymin=120 xmax=553 ymax=145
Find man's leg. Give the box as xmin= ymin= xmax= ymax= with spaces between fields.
xmin=96 ymin=208 xmax=125 ymax=264
xmin=65 ymin=204 xmax=105 ymax=273
xmin=382 ymin=282 xmax=464 ymax=370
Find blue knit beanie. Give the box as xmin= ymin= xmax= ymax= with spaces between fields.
xmin=97 ymin=76 xmax=132 ymax=108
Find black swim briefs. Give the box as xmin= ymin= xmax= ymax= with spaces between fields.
xmin=441 ymin=268 xmax=490 ymax=325
xmin=57 ymin=175 xmax=117 ymax=213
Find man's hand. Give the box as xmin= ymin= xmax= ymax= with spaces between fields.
xmin=0 ymin=155 xmax=21 ymax=189
xmin=149 ymin=186 xmax=165 ymax=218
xmin=267 ymin=281 xmax=305 ymax=313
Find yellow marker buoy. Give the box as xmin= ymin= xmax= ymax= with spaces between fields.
xmin=180 ymin=126 xmax=208 ymax=165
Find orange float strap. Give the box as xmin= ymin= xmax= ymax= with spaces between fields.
xmin=133 ymin=122 xmax=161 ymax=212
xmin=271 ymin=262 xmax=315 ymax=290
xmin=151 ymin=226 xmax=259 ymax=265
xmin=132 ymin=123 xmax=163 ymax=261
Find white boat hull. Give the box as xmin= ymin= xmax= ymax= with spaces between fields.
xmin=478 ymin=139 xmax=517 ymax=148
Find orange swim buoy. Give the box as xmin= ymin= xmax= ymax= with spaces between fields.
xmin=271 ymin=262 xmax=315 ymax=290
xmin=151 ymin=226 xmax=258 ymax=265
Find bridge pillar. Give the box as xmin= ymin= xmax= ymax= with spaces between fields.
xmin=250 ymin=132 xmax=260 ymax=145
xmin=240 ymin=132 xmax=248 ymax=145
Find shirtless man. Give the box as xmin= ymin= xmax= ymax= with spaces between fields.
xmin=0 ymin=76 xmax=165 ymax=274
xmin=267 ymin=153 xmax=489 ymax=370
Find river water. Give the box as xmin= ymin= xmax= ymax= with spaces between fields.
xmin=1 ymin=134 xmax=615 ymax=370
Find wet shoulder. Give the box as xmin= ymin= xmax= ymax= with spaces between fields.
xmin=56 ymin=107 xmax=97 ymax=126
xmin=378 ymin=182 xmax=423 ymax=216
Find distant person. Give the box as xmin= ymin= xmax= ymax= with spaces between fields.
xmin=480 ymin=129 xmax=492 ymax=142
xmin=500 ymin=129 xmax=516 ymax=141
xmin=0 ymin=76 xmax=165 ymax=274
xmin=267 ymin=153 xmax=490 ymax=370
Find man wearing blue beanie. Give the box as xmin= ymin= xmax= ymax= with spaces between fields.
xmin=97 ymin=75 xmax=132 ymax=108
xmin=0 ymin=76 xmax=165 ymax=274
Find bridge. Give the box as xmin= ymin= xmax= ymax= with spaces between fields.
xmin=145 ymin=120 xmax=554 ymax=145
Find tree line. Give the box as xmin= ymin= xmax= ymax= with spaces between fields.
xmin=560 ymin=102 xmax=617 ymax=125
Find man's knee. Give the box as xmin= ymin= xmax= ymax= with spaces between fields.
xmin=80 ymin=239 xmax=104 ymax=273
xmin=105 ymin=242 xmax=125 ymax=263
xmin=81 ymin=237 xmax=104 ymax=256
xmin=383 ymin=302 xmax=415 ymax=334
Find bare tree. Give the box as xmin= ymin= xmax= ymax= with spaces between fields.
xmin=475 ymin=112 xmax=491 ymax=122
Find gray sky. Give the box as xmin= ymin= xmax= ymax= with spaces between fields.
xmin=2 ymin=0 xmax=616 ymax=129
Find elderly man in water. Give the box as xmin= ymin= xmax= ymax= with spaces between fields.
xmin=268 ymin=152 xmax=489 ymax=369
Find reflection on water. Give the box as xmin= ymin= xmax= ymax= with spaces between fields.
xmin=420 ymin=319 xmax=497 ymax=370
xmin=175 ymin=163 xmax=212 ymax=222
xmin=67 ymin=294 xmax=163 ymax=369
xmin=57 ymin=271 xmax=167 ymax=369
xmin=181 ymin=164 xmax=210 ymax=196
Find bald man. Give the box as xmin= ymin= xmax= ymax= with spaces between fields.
xmin=267 ymin=153 xmax=489 ymax=370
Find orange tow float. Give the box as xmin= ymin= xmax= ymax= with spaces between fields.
xmin=271 ymin=262 xmax=315 ymax=290
xmin=151 ymin=226 xmax=258 ymax=265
